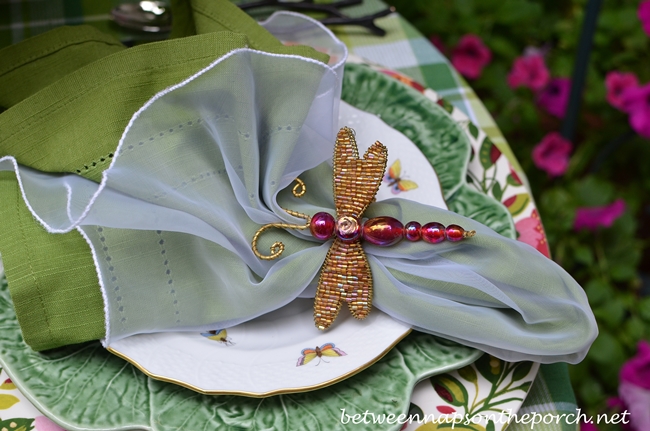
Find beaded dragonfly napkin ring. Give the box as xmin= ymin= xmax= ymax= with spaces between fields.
xmin=252 ymin=127 xmax=475 ymax=330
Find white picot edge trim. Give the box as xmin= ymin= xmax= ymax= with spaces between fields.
xmin=76 ymin=226 xmax=112 ymax=347
xmin=260 ymin=11 xmax=349 ymax=73
xmin=0 ymin=52 xmax=340 ymax=234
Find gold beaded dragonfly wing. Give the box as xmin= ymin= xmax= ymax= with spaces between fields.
xmin=314 ymin=127 xmax=388 ymax=330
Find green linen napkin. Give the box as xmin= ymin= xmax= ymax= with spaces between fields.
xmin=0 ymin=0 xmax=328 ymax=351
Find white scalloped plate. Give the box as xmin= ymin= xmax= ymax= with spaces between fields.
xmin=106 ymin=101 xmax=447 ymax=396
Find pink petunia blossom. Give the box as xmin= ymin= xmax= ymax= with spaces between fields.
xmin=536 ymin=78 xmax=571 ymax=118
xmin=507 ymin=55 xmax=550 ymax=91
xmin=605 ymin=71 xmax=639 ymax=111
xmin=451 ymin=34 xmax=492 ymax=80
xmin=620 ymin=340 xmax=650 ymax=390
xmin=619 ymin=381 xmax=650 ymax=431
xmin=621 ymin=82 xmax=650 ymax=138
xmin=532 ymin=132 xmax=572 ymax=177
xmin=639 ymin=0 xmax=650 ymax=36
xmin=574 ymin=199 xmax=626 ymax=231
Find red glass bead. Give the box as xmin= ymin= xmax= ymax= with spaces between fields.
xmin=404 ymin=221 xmax=422 ymax=241
xmin=363 ymin=217 xmax=405 ymax=246
xmin=421 ymin=222 xmax=446 ymax=244
xmin=336 ymin=215 xmax=362 ymax=242
xmin=310 ymin=212 xmax=335 ymax=240
xmin=445 ymin=224 xmax=466 ymax=242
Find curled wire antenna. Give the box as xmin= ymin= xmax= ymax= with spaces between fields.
xmin=251 ymin=178 xmax=312 ymax=260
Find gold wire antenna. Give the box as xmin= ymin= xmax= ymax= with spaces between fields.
xmin=251 ymin=179 xmax=311 ymax=260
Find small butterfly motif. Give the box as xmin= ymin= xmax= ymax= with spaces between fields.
xmin=383 ymin=159 xmax=418 ymax=194
xmin=201 ymin=329 xmax=235 ymax=346
xmin=296 ymin=343 xmax=347 ymax=366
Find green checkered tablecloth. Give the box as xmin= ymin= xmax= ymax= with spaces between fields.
xmin=0 ymin=1 xmax=581 ymax=430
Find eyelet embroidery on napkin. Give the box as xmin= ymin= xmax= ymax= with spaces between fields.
xmin=114 ymin=118 xmax=201 ymax=158
xmin=156 ymin=230 xmax=181 ymax=324
xmin=75 ymin=153 xmax=113 ymax=175
xmin=95 ymin=227 xmax=128 ymax=328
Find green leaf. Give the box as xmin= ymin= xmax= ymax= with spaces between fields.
xmin=609 ymin=263 xmax=637 ymax=282
xmin=584 ymin=279 xmax=612 ymax=307
xmin=624 ymin=316 xmax=645 ymax=342
xmin=447 ymin=185 xmax=516 ymax=239
xmin=506 ymin=174 xmax=521 ymax=187
xmin=502 ymin=193 xmax=530 ymax=217
xmin=0 ymin=418 xmax=34 ymax=431
xmin=579 ymin=379 xmax=604 ymax=406
xmin=487 ymin=35 xmax=518 ymax=58
xmin=539 ymin=187 xmax=576 ymax=232
xmin=486 ymin=419 xmax=496 ymax=431
xmin=496 ymin=0 xmax=542 ymax=24
xmin=479 ymin=137 xmax=496 ymax=170
xmin=573 ymin=245 xmax=594 ymax=266
xmin=587 ymin=330 xmax=626 ymax=367
xmin=457 ymin=364 xmax=478 ymax=383
xmin=639 ymin=297 xmax=650 ymax=323
xmin=593 ymin=298 xmax=626 ymax=329
xmin=570 ymin=176 xmax=614 ymax=206
xmin=491 ymin=182 xmax=503 ymax=201
xmin=510 ymin=361 xmax=533 ymax=382
xmin=468 ymin=122 xmax=479 ymax=140
xmin=0 ymin=394 xmax=20 ymax=409
xmin=431 ymin=375 xmax=469 ymax=407
xmin=407 ymin=402 xmax=425 ymax=423
xmin=474 ymin=354 xmax=503 ymax=384
xmin=550 ymin=53 xmax=576 ymax=77
xmin=511 ymin=381 xmax=532 ymax=393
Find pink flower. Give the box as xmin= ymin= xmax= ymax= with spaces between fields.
xmin=532 ymin=132 xmax=572 ymax=177
xmin=605 ymin=72 xmax=639 ymax=111
xmin=507 ymin=55 xmax=550 ymax=91
xmin=619 ymin=381 xmax=650 ymax=430
xmin=536 ymin=78 xmax=571 ymax=118
xmin=515 ymin=209 xmax=551 ymax=257
xmin=574 ymin=199 xmax=626 ymax=231
xmin=621 ymin=82 xmax=650 ymax=138
xmin=34 ymin=416 xmax=66 ymax=431
xmin=429 ymin=35 xmax=447 ymax=54
xmin=451 ymin=34 xmax=492 ymax=80
xmin=621 ymin=340 xmax=650 ymax=390
xmin=639 ymin=0 xmax=650 ymax=36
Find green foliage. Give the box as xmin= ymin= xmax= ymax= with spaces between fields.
xmin=392 ymin=0 xmax=650 ymax=426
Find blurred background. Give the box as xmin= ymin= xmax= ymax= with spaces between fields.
xmin=388 ymin=0 xmax=650 ymax=428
